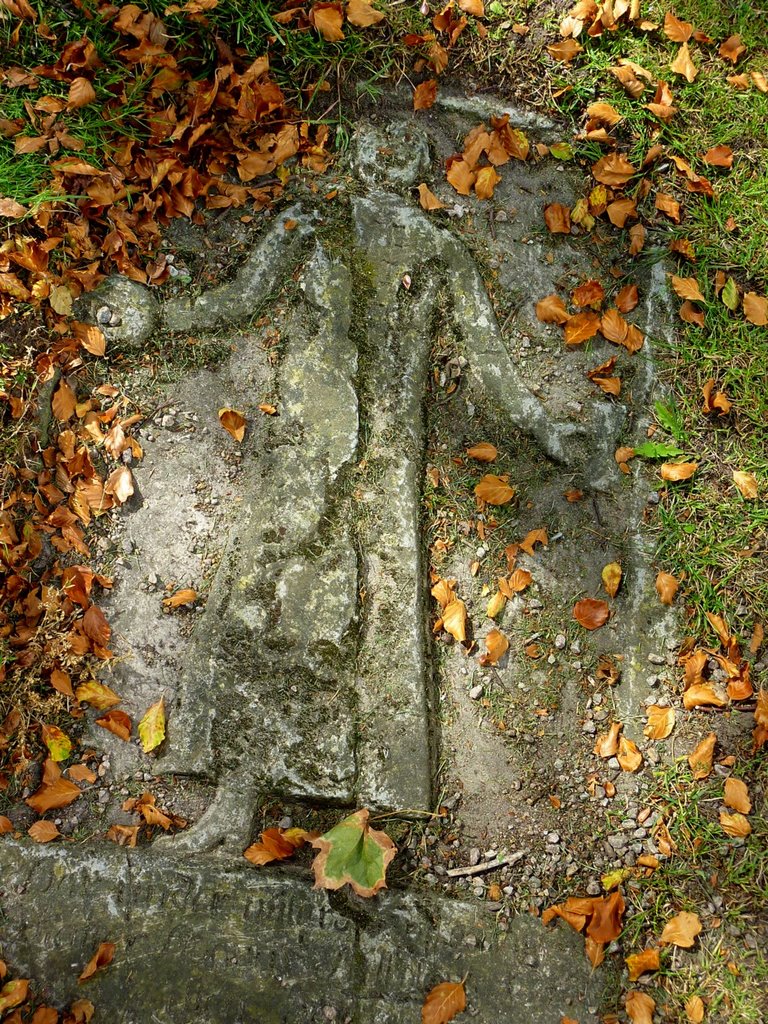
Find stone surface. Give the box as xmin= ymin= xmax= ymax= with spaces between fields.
xmin=0 ymin=843 xmax=601 ymax=1024
xmin=73 ymin=274 xmax=159 ymax=352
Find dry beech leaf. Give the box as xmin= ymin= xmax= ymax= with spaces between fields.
xmin=52 ymin=379 xmax=77 ymax=421
xmin=607 ymin=197 xmax=637 ymax=227
xmin=626 ymin=948 xmax=660 ymax=981
xmin=685 ymin=995 xmax=705 ymax=1023
xmin=671 ymin=275 xmax=705 ymax=302
xmin=660 ymin=462 xmax=697 ymax=482
xmin=594 ymin=721 xmax=622 ymax=758
xmin=743 ymin=292 xmax=768 ymax=326
xmin=414 ymin=79 xmax=437 ymax=110
xmin=656 ymin=571 xmax=679 ymax=604
xmin=244 ymin=826 xmax=311 ymax=865
xmin=680 ymin=300 xmax=705 ymax=327
xmin=628 ymin=222 xmax=646 ymax=254
xmin=732 ymin=471 xmax=758 ymax=499
xmin=644 ymin=705 xmax=675 ymax=740
xmin=601 ymin=308 xmax=628 ymax=345
xmin=96 ymin=710 xmax=132 ymax=742
xmin=78 ymin=942 xmax=116 ymax=983
xmin=431 ymin=578 xmax=455 ymax=609
xmin=28 ymin=820 xmax=61 ymax=843
xmin=574 ymin=598 xmax=610 ymax=630
xmin=547 ymin=39 xmax=582 ymax=63
xmin=475 ymin=474 xmax=515 ymax=505
xmin=508 ymin=568 xmax=533 ymax=592
xmin=572 ymin=280 xmax=605 ymax=308
xmin=626 ymin=990 xmax=656 ymax=1024
xmin=655 ymin=193 xmax=681 ymax=222
xmin=617 ymin=735 xmax=643 ymax=772
xmin=475 ymin=165 xmax=501 ymax=200
xmin=446 ymin=158 xmax=476 ymax=195
xmin=480 ymin=628 xmax=509 ymax=666
xmin=719 ymin=811 xmax=751 ymax=837
xmin=683 ymin=684 xmax=728 ymax=710
xmin=544 ymin=202 xmax=571 ymax=233
xmin=418 ymin=183 xmax=445 ymax=211
xmin=536 ymin=294 xmax=569 ymax=324
xmin=671 ymin=42 xmax=697 ymax=82
xmin=664 ymin=12 xmax=693 ymax=42
xmin=586 ymin=101 xmax=622 ymax=125
xmin=703 ymin=145 xmax=733 ymax=168
xmin=701 ymin=378 xmax=731 ymax=416
xmin=218 ymin=408 xmax=246 ymax=442
xmin=68 ymin=764 xmax=97 ymax=783
xmin=346 ymin=0 xmax=385 ymax=27
xmin=564 ymin=311 xmax=601 ymax=345
xmin=520 ymin=528 xmax=548 ymax=556
xmin=592 ymin=153 xmax=636 ymax=186
xmin=443 ymin=600 xmax=467 ymax=644
xmin=466 ymin=442 xmax=497 ymax=462
xmin=615 ymin=284 xmax=639 ymax=312
xmin=421 ymin=980 xmax=466 ymax=1024
xmin=688 ymin=732 xmax=716 ymax=779
xmin=76 ymin=680 xmax=120 ymax=710
xmin=601 ymin=562 xmax=622 ymax=598
xmin=0 ymin=815 xmax=13 ymax=834
xmin=719 ymin=34 xmax=746 ymax=63
xmin=724 ymin=777 xmax=751 ymax=814
xmin=486 ymin=590 xmax=506 ymax=618
xmin=660 ymin=911 xmax=702 ymax=948
xmin=26 ymin=760 xmax=81 ymax=814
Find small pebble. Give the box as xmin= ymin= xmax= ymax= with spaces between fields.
xmin=554 ymin=634 xmax=566 ymax=650
xmin=469 ymin=684 xmax=484 ymax=700
xmin=96 ymin=305 xmax=112 ymax=325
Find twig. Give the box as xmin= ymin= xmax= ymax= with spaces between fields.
xmin=446 ymin=851 xmax=525 ymax=878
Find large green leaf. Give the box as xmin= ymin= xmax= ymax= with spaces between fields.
xmin=311 ymin=809 xmax=396 ymax=898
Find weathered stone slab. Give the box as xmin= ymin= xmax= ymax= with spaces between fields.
xmin=0 ymin=843 xmax=602 ymax=1024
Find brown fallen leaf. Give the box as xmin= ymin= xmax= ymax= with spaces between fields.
xmin=106 ymin=824 xmax=139 ymax=847
xmin=486 ymin=590 xmax=506 ymax=618
xmin=78 ymin=942 xmax=116 ymax=983
xmin=660 ymin=462 xmax=697 ymax=482
xmin=615 ymin=284 xmax=639 ymax=312
xmin=418 ymin=183 xmax=445 ymax=211
xmin=414 ymin=79 xmax=437 ymax=111
xmin=536 ymin=294 xmax=570 ymax=324
xmin=683 ymin=684 xmax=728 ymax=710
xmin=0 ymin=815 xmax=13 ymax=834
xmin=564 ymin=311 xmax=601 ymax=345
xmin=26 ymin=760 xmax=81 ymax=814
xmin=421 ymin=980 xmax=466 ymax=1024
xmin=544 ymin=202 xmax=571 ymax=233
xmin=660 ymin=911 xmax=702 ymax=948
xmin=600 ymin=308 xmax=629 ymax=345
xmin=702 ymin=145 xmax=733 ymax=168
xmin=732 ymin=471 xmax=758 ymax=499
xmin=656 ymin=571 xmax=679 ymax=605
xmin=743 ymin=292 xmax=768 ymax=326
xmin=655 ymin=192 xmax=681 ymax=222
xmin=218 ymin=408 xmax=246 ymax=442
xmin=688 ymin=732 xmax=717 ymax=779
xmin=346 ymin=0 xmax=385 ymax=27
xmin=475 ymin=474 xmax=515 ymax=505
xmin=480 ymin=628 xmax=509 ymax=666
xmin=443 ymin=600 xmax=468 ymax=644
xmin=671 ymin=275 xmax=705 ymax=302
xmin=592 ymin=153 xmax=636 ymax=186
xmin=671 ymin=42 xmax=697 ymax=82
xmin=685 ymin=994 xmax=705 ymax=1023
xmin=162 ymin=588 xmax=198 ymax=608
xmin=95 ymin=710 xmax=132 ymax=742
xmin=446 ymin=157 xmax=476 ymax=195
xmin=573 ymin=598 xmax=610 ymax=630
xmin=466 ymin=442 xmax=497 ymax=462
xmin=679 ymin=300 xmax=705 ymax=327
xmin=601 ymin=562 xmax=622 ymax=598
xmin=719 ymin=34 xmax=746 ymax=63
xmin=507 ymin=568 xmax=533 ymax=592
xmin=572 ymin=280 xmax=605 ymax=308
xmin=719 ymin=811 xmax=751 ymax=837
xmin=244 ymin=826 xmax=311 ymax=865
xmin=594 ymin=721 xmax=622 ymax=758
xmin=664 ymin=12 xmax=693 ymax=42
xmin=547 ymin=39 xmax=582 ymax=63
xmin=76 ymin=679 xmax=121 ymax=710
xmin=724 ymin=777 xmax=751 ymax=814
xmin=701 ymin=378 xmax=731 ymax=416
xmin=644 ymin=705 xmax=675 ymax=740
xmin=628 ymin=222 xmax=646 ymax=255
xmin=29 ymin=820 xmax=61 ymax=843
xmin=475 ymin=165 xmax=501 ymax=200
xmin=52 ymin=378 xmax=77 ymax=421
xmin=617 ymin=735 xmax=643 ymax=772
xmin=626 ymin=990 xmax=656 ymax=1024
xmin=519 ymin=528 xmax=548 ymax=556
xmin=625 ymin=948 xmax=660 ymax=981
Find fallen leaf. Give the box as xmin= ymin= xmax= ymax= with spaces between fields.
xmin=218 ymin=408 xmax=246 ymax=442
xmin=547 ymin=39 xmax=582 ymax=63
xmin=26 ymin=760 xmax=81 ymax=813
xmin=0 ymin=979 xmax=29 ymax=1014
xmin=311 ymin=808 xmax=396 ymax=897
xmin=443 ymin=600 xmax=468 ymax=643
xmin=29 ymin=820 xmax=61 ymax=843
xmin=564 ymin=311 xmax=601 ymax=345
xmin=574 ymin=598 xmax=610 ymax=630
xmin=519 ymin=528 xmax=548 ymax=556
xmin=626 ymin=948 xmax=660 ymax=981
xmin=660 ymin=462 xmax=697 ymax=482
xmin=683 ymin=684 xmax=728 ymax=710
xmin=587 ymin=890 xmax=625 ymax=942
xmin=594 ymin=721 xmax=622 ymax=758
xmin=626 ymin=990 xmax=655 ymax=1024
xmin=656 ymin=571 xmax=679 ymax=604
xmin=346 ymin=0 xmax=385 ymax=27
xmin=702 ymin=145 xmax=733 ymax=168
xmin=475 ymin=474 xmax=515 ymax=505
xmin=655 ymin=193 xmax=681 ymax=222
xmin=486 ymin=591 xmax=506 ymax=618
xmin=475 ymin=165 xmax=501 ymax=200
xmin=105 ymin=465 xmax=134 ymax=505
xmin=50 ymin=669 xmax=75 ymax=697
xmin=68 ymin=764 xmax=97 ymax=783
xmin=615 ymin=284 xmax=639 ymax=312
xmin=42 ymin=724 xmax=73 ymax=762
xmin=466 ymin=442 xmax=497 ymax=462
xmin=431 ymin=578 xmax=456 ymax=609
xmin=719 ymin=811 xmax=751 ymax=837
xmin=138 ymin=698 xmax=165 ymax=753
xmin=701 ymin=378 xmax=731 ymax=416
xmin=719 ymin=34 xmax=746 ymax=63
xmin=75 ymin=680 xmax=121 ymax=710
xmin=106 ymin=824 xmax=139 ymax=847
xmin=586 ymin=101 xmax=622 ymax=126
xmin=671 ymin=42 xmax=697 ymax=81
xmin=68 ymin=76 xmax=96 ymax=109
xmin=572 ymin=280 xmax=605 ymax=308
xmin=414 ymin=79 xmax=438 ymax=110
xmin=644 ymin=705 xmax=675 ymax=740
xmin=421 ymin=980 xmax=466 ymax=1024
xmin=664 ymin=12 xmax=693 ymax=42
xmin=618 ymin=735 xmax=643 ymax=772
xmin=660 ymin=911 xmax=702 ymax=948
xmin=162 ymin=588 xmax=198 ymax=608
xmin=679 ymin=301 xmax=705 ymax=327
xmin=592 ymin=153 xmax=636 ymax=186
xmin=78 ymin=942 xmax=115 ymax=983
xmin=446 ymin=157 xmax=476 ymax=195
xmin=0 ymin=816 xmax=12 ymax=834
xmin=480 ymin=628 xmax=509 ymax=666
xmin=607 ymin=197 xmax=637 ymax=227
xmin=601 ymin=562 xmax=622 ymax=598
xmin=685 ymin=995 xmax=705 ymax=1023
xmin=732 ymin=471 xmax=758 ymax=499
xmin=244 ymin=826 xmax=311 ymax=865
xmin=536 ymin=294 xmax=570 ymax=324
xmin=743 ymin=292 xmax=768 ymax=326
xmin=52 ymin=379 xmax=77 ymax=421
xmin=688 ymin=732 xmax=716 ymax=778
xmin=544 ymin=203 xmax=571 ymax=233
xmin=628 ymin=223 xmax=646 ymax=254
xmin=95 ymin=710 xmax=132 ymax=742
xmin=724 ymin=777 xmax=751 ymax=814
xmin=418 ymin=183 xmax=445 ymax=211
xmin=671 ymin=275 xmax=705 ymax=302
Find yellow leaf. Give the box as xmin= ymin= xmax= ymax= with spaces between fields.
xmin=724 ymin=777 xmax=751 ymax=813
xmin=475 ymin=165 xmax=501 ymax=200
xmin=75 ymin=680 xmax=121 ymax=710
xmin=660 ymin=911 xmax=702 ymax=948
xmin=218 ymin=407 xmax=246 ymax=442
xmin=42 ymin=724 xmax=73 ymax=762
xmin=163 ymin=588 xmax=198 ymax=608
xmin=486 ymin=591 xmax=506 ymax=618
xmin=719 ymin=810 xmax=751 ymax=837
xmin=601 ymin=562 xmax=622 ymax=598
xmin=732 ymin=471 xmax=758 ymax=499
xmin=138 ymin=697 xmax=166 ymax=753
xmin=312 ymin=2 xmax=345 ymax=40
xmin=421 ymin=980 xmax=466 ymax=1024
xmin=442 ymin=600 xmax=467 ymax=644
xmin=660 ymin=461 xmax=698 ymax=481
xmin=625 ymin=948 xmax=660 ymax=981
